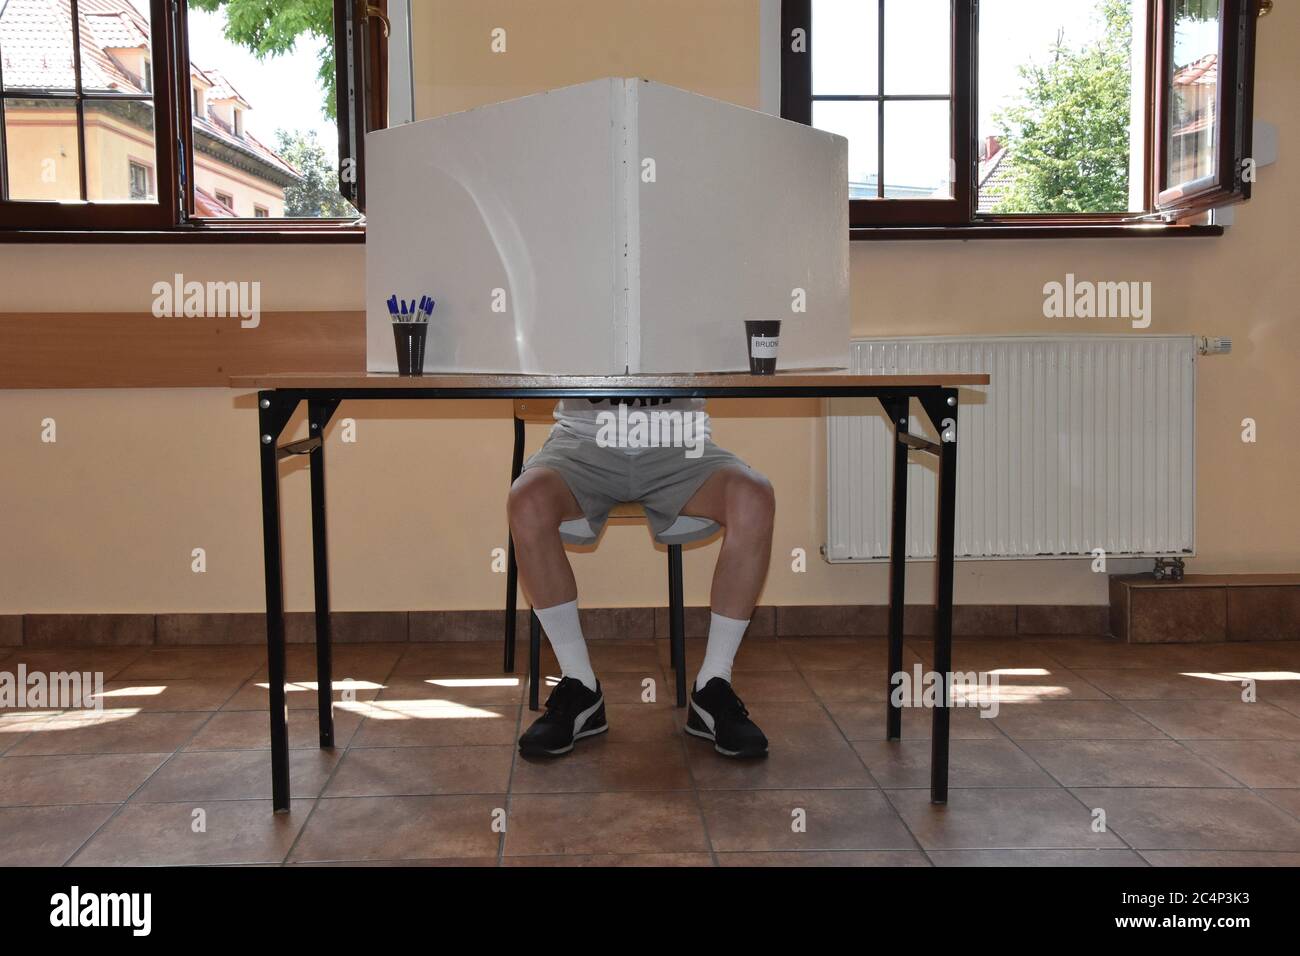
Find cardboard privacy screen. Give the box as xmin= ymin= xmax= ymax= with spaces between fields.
xmin=365 ymin=78 xmax=850 ymax=374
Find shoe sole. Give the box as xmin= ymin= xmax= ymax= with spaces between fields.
xmin=684 ymin=722 xmax=767 ymax=759
xmin=518 ymin=721 xmax=608 ymax=757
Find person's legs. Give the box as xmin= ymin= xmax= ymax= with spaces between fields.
xmin=507 ymin=467 xmax=596 ymax=691
xmin=677 ymin=465 xmax=776 ymax=689
xmin=507 ymin=466 xmax=584 ymax=608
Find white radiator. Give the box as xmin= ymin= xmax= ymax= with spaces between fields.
xmin=825 ymin=335 xmax=1196 ymax=562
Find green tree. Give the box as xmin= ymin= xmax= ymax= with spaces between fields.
xmin=275 ymin=129 xmax=357 ymax=217
xmin=190 ymin=0 xmax=336 ymax=119
xmin=991 ymin=0 xmax=1133 ymax=213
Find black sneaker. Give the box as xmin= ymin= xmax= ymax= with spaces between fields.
xmin=518 ymin=677 xmax=607 ymax=756
xmin=686 ymin=678 xmax=768 ymax=758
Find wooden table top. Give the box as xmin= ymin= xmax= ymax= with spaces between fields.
xmin=230 ymin=370 xmax=990 ymax=390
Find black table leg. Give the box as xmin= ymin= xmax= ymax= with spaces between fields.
xmin=308 ymin=399 xmax=340 ymax=749
xmin=881 ymin=397 xmax=910 ymax=741
xmin=920 ymin=388 xmax=960 ymax=805
xmin=258 ymin=392 xmax=297 ymax=814
xmin=668 ymin=545 xmax=687 ymax=708
xmin=505 ymin=416 xmax=525 ymax=673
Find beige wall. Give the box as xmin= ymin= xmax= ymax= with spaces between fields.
xmin=1 ymin=0 xmax=1296 ymax=615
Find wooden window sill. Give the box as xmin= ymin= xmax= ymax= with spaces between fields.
xmin=850 ymin=223 xmax=1224 ymax=241
xmin=0 ymin=227 xmax=365 ymax=244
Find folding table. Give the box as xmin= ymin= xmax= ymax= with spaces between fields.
xmin=231 ymin=371 xmax=989 ymax=812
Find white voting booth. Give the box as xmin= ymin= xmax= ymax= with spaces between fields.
xmin=365 ymin=78 xmax=850 ymax=374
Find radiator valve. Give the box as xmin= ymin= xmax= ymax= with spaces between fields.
xmin=1197 ymin=336 xmax=1232 ymax=355
xmin=1153 ymin=557 xmax=1186 ymax=582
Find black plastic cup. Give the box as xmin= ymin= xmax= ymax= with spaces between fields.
xmin=744 ymin=320 xmax=782 ymax=375
xmin=392 ymin=323 xmax=429 ymax=376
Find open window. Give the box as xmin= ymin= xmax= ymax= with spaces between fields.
xmin=1153 ymin=0 xmax=1259 ymax=220
xmin=334 ymin=0 xmax=389 ymax=215
xmin=783 ymin=0 xmax=1263 ymax=233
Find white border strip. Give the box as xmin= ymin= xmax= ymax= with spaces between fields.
xmin=388 ymin=0 xmax=415 ymax=126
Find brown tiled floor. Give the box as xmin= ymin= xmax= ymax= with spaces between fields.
xmin=2 ymin=635 xmax=1300 ymax=866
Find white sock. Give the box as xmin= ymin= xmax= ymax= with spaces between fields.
xmin=695 ymin=612 xmax=749 ymax=691
xmin=533 ymin=599 xmax=597 ymax=692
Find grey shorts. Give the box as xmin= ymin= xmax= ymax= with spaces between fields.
xmin=521 ymin=430 xmax=752 ymax=545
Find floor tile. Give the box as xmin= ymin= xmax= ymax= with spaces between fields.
xmin=184 ymin=708 xmax=363 ymax=751
xmin=699 ymin=789 xmax=915 ymax=852
xmin=1021 ymin=739 xmax=1239 ymax=788
xmin=324 ymin=746 xmax=514 ymax=797
xmin=715 ymin=850 xmax=930 ymax=866
xmin=350 ymin=703 xmax=519 ymax=748
xmin=289 ymin=794 xmax=506 ymax=863
xmin=502 ymin=852 xmax=713 ymax=867
xmin=801 ymin=669 xmax=894 ymax=703
xmin=1182 ymin=739 xmax=1300 ymax=788
xmin=1125 ymin=700 xmax=1300 ymax=739
xmin=97 ymin=678 xmax=244 ymax=712
xmin=1140 ymin=850 xmax=1300 ymax=866
xmin=129 ymin=749 xmax=339 ymax=803
xmin=854 ymin=738 xmax=1056 ymax=789
xmin=991 ymin=701 xmax=1166 ymax=740
xmin=888 ymin=788 xmax=1126 ymax=850
xmin=513 ymin=739 xmax=691 ymax=793
xmin=392 ymin=641 xmax=530 ymax=675
xmin=371 ymin=674 xmax=526 ymax=707
xmin=1256 ymin=788 xmax=1300 ymax=818
xmin=782 ymin=637 xmax=903 ymax=670
xmin=687 ymin=735 xmax=873 ymax=791
xmin=1 ymin=647 xmax=147 ymax=680
xmin=69 ymin=799 xmax=309 ymax=866
xmin=246 ymin=643 xmax=407 ymax=682
xmin=1072 ymin=787 xmax=1300 ymax=850
xmin=5 ymin=710 xmax=208 ymax=756
xmin=825 ymin=700 xmax=1003 ymax=741
xmin=504 ymin=791 xmax=708 ymax=856
xmin=657 ymin=638 xmax=795 ymax=672
xmin=222 ymin=677 xmax=385 ymax=712
xmin=0 ymin=804 xmax=118 ymax=865
xmin=0 ymin=753 xmax=168 ymax=806
xmin=1073 ymin=668 xmax=1252 ymax=700
xmin=1031 ymin=639 xmax=1213 ymax=670
xmin=927 ymin=848 xmax=1146 ymax=866
xmin=114 ymin=646 xmax=264 ymax=680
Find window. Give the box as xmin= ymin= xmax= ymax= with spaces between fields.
xmin=0 ymin=0 xmax=388 ymax=235
xmin=1155 ymin=0 xmax=1258 ymax=217
xmin=128 ymin=159 xmax=152 ymax=200
xmin=783 ymin=0 xmax=1260 ymax=231
xmin=0 ymin=0 xmax=175 ymax=226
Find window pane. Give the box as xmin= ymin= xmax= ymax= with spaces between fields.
xmin=884 ymin=0 xmax=951 ymax=95
xmin=812 ymin=0 xmax=879 ymax=95
xmin=813 ymin=100 xmax=879 ymax=200
xmin=883 ymin=101 xmax=951 ymax=198
xmin=186 ymin=4 xmax=359 ymax=219
xmin=3 ymin=97 xmax=82 ymax=200
xmin=1167 ymin=0 xmax=1219 ymax=188
xmin=80 ymin=1 xmax=154 ymax=93
xmin=84 ymin=99 xmax=155 ymax=201
xmin=0 ymin=0 xmax=77 ymax=92
xmin=978 ymin=0 xmax=1143 ymax=214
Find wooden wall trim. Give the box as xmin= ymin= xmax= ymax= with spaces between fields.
xmin=0 ymin=311 xmax=365 ymax=388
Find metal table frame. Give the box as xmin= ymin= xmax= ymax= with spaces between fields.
xmin=249 ymin=376 xmax=971 ymax=812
